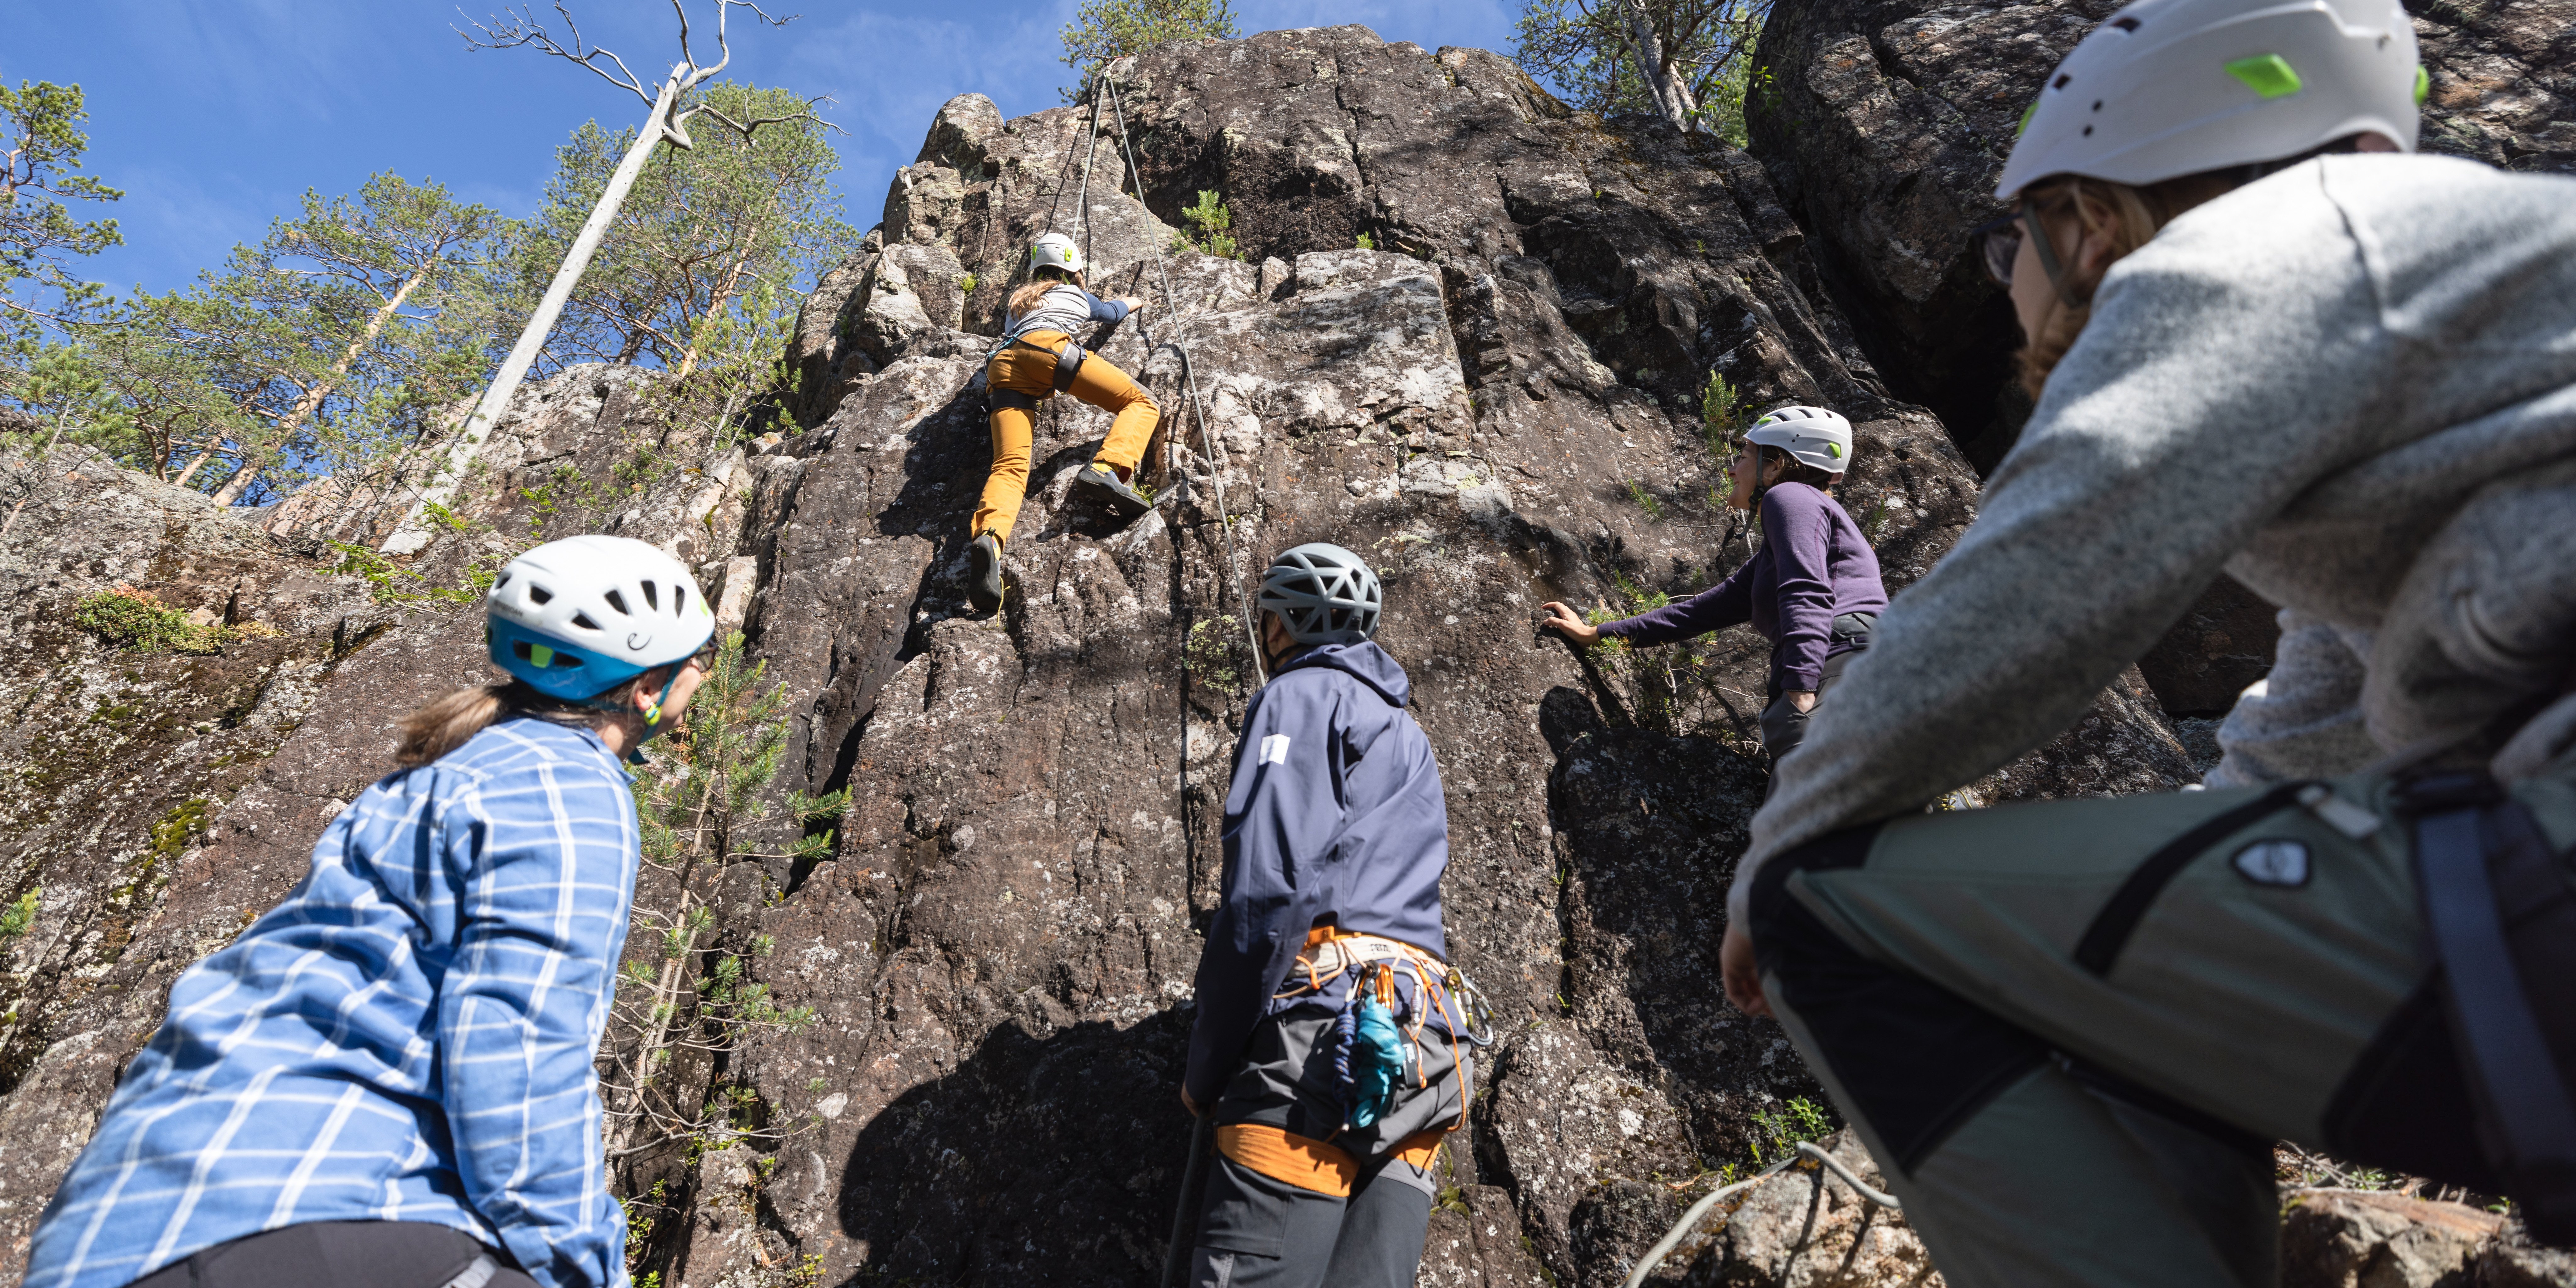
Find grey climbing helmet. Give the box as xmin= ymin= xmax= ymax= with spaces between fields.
xmin=1258 ymin=543 xmax=1382 ymax=646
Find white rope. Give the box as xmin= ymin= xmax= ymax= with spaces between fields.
xmin=1095 ymin=65 xmax=1266 ymax=683
xmin=1620 ymin=1141 xmax=1901 ymax=1288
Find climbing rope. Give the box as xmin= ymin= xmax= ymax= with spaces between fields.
xmin=1093 ymin=64 xmax=1267 ymax=683
xmin=1620 ymin=1140 xmax=1902 ymax=1288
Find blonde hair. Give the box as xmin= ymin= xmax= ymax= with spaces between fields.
xmin=393 ymin=678 xmax=643 ymax=768
xmin=1007 ymin=265 xmax=1084 ymax=322
xmin=2014 ymin=171 xmax=2240 ymax=400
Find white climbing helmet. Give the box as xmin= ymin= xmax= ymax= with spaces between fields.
xmin=1744 ymin=406 xmax=1853 ymax=475
xmin=487 ymin=535 xmax=715 ymax=700
xmin=1259 ymin=543 xmax=1383 ymax=646
xmin=1996 ymin=0 xmax=2422 ymax=199
xmin=1029 ymin=232 xmax=1085 ymax=275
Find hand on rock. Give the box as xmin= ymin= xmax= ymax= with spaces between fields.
xmin=1536 ymin=602 xmax=1600 ymax=647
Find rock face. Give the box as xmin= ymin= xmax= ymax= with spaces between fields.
xmin=644 ymin=28 xmax=2193 ymax=1288
xmin=0 ymin=27 xmax=2236 ymax=1288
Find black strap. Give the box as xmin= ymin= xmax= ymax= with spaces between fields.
xmin=1051 ymin=340 xmax=1087 ymax=393
xmin=2416 ymin=800 xmax=2576 ymax=1234
xmin=987 ymin=387 xmax=1039 ymax=413
xmin=2072 ymin=780 xmax=2314 ymax=974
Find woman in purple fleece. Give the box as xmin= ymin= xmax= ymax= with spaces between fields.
xmin=1540 ymin=405 xmax=1889 ymax=764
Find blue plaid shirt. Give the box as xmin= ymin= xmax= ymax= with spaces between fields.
xmin=26 ymin=719 xmax=641 ymax=1288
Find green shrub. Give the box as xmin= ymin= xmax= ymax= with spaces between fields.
xmin=0 ymin=888 xmax=38 ymax=940
xmin=73 ymin=586 xmax=226 ymax=654
xmin=1181 ymin=190 xmax=1239 ymax=259
xmin=1354 ymin=231 xmax=1375 ymax=251
xmin=1701 ymin=369 xmax=1742 ymax=454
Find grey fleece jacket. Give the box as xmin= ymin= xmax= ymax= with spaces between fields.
xmin=1739 ymin=153 xmax=2576 ymax=923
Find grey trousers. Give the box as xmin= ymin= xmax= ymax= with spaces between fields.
xmin=1752 ymin=749 xmax=2576 ymax=1287
xmin=1188 ymin=1152 xmax=1437 ymax=1288
xmin=1191 ymin=1007 xmax=1468 ymax=1288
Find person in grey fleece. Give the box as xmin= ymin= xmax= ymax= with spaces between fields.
xmin=1718 ymin=0 xmax=2576 ymax=1283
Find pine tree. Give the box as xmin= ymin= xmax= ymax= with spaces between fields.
xmin=1513 ymin=0 xmax=1770 ymax=144
xmin=0 ymin=79 xmax=122 ymax=352
xmin=520 ymin=82 xmax=855 ymax=381
xmin=1059 ymin=0 xmax=1240 ymax=98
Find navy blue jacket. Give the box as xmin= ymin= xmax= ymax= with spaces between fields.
xmin=1184 ymin=641 xmax=1451 ymax=1107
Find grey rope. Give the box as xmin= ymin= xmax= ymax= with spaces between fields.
xmin=1620 ymin=1141 xmax=1901 ymax=1288
xmin=1096 ymin=64 xmax=1267 ymax=683
xmin=1070 ymin=84 xmax=1107 ymax=274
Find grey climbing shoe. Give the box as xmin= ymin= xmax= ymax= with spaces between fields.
xmin=1072 ymin=463 xmax=1152 ymax=520
xmin=968 ymin=533 xmax=1003 ymax=611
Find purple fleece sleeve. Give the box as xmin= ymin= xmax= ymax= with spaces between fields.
xmin=1763 ymin=487 xmax=1837 ymax=690
xmin=1597 ymin=562 xmax=1756 ymax=648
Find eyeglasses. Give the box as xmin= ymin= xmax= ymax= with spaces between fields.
xmin=1968 ymin=206 xmax=2069 ymax=292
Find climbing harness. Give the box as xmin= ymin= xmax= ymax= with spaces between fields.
xmin=1276 ymin=927 xmax=1494 ymax=1132
xmin=1620 ymin=1140 xmax=1902 ymax=1288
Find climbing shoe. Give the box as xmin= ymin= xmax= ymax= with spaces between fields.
xmin=968 ymin=533 xmax=1003 ymax=611
xmin=1072 ymin=463 xmax=1152 ymax=520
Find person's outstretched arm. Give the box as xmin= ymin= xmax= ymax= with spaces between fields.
xmin=437 ymin=752 xmax=638 ymax=1288
xmin=1596 ymin=560 xmax=1757 ymax=648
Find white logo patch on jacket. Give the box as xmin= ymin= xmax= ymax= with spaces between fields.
xmin=1260 ymin=735 xmax=1291 ymax=765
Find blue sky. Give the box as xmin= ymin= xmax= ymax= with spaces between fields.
xmin=6 ymin=0 xmax=1522 ymax=302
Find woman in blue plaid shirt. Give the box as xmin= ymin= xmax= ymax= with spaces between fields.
xmin=27 ymin=536 xmax=718 ymax=1288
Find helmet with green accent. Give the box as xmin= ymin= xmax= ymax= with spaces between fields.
xmin=1744 ymin=406 xmax=1853 ymax=475
xmin=486 ymin=535 xmax=714 ymax=702
xmin=1996 ymin=0 xmax=2423 ymax=200
xmin=1029 ymin=232 xmax=1084 ymax=275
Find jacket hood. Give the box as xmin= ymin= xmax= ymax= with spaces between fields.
xmin=1277 ymin=640 xmax=1410 ymax=708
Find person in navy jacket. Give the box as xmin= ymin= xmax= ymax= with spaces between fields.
xmin=1541 ymin=405 xmax=1889 ymax=764
xmin=1182 ymin=543 xmax=1472 ymax=1288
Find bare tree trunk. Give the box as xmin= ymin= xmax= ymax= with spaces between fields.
xmin=173 ymin=442 xmax=222 ymax=489
xmin=1618 ymin=0 xmax=1701 ymax=132
xmin=380 ymin=68 xmax=686 ymax=556
xmin=671 ymin=218 xmax=765 ymax=381
xmin=208 ymin=268 xmax=433 ymax=507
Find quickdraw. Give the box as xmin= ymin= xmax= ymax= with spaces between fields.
xmin=1278 ymin=930 xmax=1494 ymax=1131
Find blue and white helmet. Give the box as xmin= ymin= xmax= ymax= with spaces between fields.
xmin=486 ymin=535 xmax=714 ymax=700
xmin=1259 ymin=543 xmax=1382 ymax=646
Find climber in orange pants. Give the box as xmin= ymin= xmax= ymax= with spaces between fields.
xmin=968 ymin=232 xmax=1161 ymax=611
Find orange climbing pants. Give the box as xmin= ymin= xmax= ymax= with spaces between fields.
xmin=972 ymin=330 xmax=1160 ymax=545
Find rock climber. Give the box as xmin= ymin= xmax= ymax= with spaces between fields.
xmin=25 ymin=535 xmax=719 ymax=1288
xmin=1538 ymin=406 xmax=1890 ymax=765
xmin=1183 ymin=543 xmax=1478 ymax=1288
xmin=1717 ymin=0 xmax=2576 ymax=1282
xmin=968 ymin=231 xmax=1162 ymax=610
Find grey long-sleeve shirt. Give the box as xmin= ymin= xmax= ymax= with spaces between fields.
xmin=1737 ymin=153 xmax=2576 ymax=923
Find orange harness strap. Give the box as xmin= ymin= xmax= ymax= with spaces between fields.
xmin=1215 ymin=1124 xmax=1450 ymax=1196
xmin=1217 ymin=1124 xmax=1359 ymax=1196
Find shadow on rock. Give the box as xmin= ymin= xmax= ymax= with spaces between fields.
xmin=835 ymin=1012 xmax=1202 ymax=1287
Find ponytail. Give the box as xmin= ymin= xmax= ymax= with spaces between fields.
xmin=394 ymin=679 xmax=627 ymax=768
xmin=1007 ymin=265 xmax=1084 ymax=320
